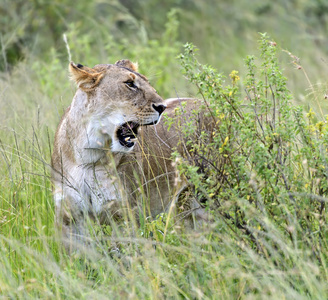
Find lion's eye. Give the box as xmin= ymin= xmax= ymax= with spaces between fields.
xmin=125 ymin=81 xmax=138 ymax=90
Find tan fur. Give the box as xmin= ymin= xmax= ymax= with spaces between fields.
xmin=51 ymin=60 xmax=209 ymax=248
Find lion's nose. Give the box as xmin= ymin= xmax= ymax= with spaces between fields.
xmin=152 ymin=104 xmax=166 ymax=115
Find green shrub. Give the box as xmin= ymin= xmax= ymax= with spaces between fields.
xmin=173 ymin=33 xmax=328 ymax=261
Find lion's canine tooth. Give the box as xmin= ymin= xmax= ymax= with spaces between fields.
xmin=125 ymin=137 xmax=131 ymax=141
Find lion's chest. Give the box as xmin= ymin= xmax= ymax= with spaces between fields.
xmin=64 ymin=163 xmax=123 ymax=214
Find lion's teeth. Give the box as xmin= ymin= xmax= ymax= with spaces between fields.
xmin=124 ymin=137 xmax=137 ymax=143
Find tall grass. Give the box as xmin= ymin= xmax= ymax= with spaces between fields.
xmin=1 ymin=2 xmax=328 ymax=298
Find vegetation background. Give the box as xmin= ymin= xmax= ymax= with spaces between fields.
xmin=1 ymin=0 xmax=328 ymax=298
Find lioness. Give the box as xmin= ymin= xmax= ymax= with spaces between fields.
xmin=52 ymin=59 xmax=208 ymax=247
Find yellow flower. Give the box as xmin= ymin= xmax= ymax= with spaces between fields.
xmin=222 ymin=136 xmax=229 ymax=147
xmin=306 ymin=108 xmax=315 ymax=119
xmin=315 ymin=121 xmax=325 ymax=133
xmin=229 ymin=70 xmax=240 ymax=85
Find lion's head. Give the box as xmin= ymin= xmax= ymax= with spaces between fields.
xmin=69 ymin=59 xmax=166 ymax=153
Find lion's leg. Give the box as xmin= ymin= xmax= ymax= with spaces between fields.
xmin=98 ymin=199 xmax=139 ymax=225
xmin=87 ymin=166 xmax=139 ymax=225
xmin=96 ymin=200 xmax=139 ymax=255
xmin=174 ymin=185 xmax=211 ymax=229
xmin=54 ymin=190 xmax=90 ymax=253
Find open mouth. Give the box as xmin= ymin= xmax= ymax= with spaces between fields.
xmin=116 ymin=121 xmax=140 ymax=148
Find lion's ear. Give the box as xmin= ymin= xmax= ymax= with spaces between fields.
xmin=69 ymin=62 xmax=104 ymax=92
xmin=115 ymin=59 xmax=138 ymax=72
